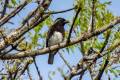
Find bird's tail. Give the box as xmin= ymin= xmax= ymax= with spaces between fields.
xmin=48 ymin=54 xmax=55 ymax=64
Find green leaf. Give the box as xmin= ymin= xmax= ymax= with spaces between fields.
xmin=45 ymin=17 xmax=53 ymax=26
xmin=31 ymin=23 xmax=43 ymax=48
xmin=51 ymin=71 xmax=56 ymax=76
xmin=7 ymin=3 xmax=13 ymax=8
xmin=103 ymin=1 xmax=112 ymax=5
xmin=109 ymin=69 xmax=118 ymax=77
xmin=11 ymin=0 xmax=17 ymax=5
xmin=114 ymin=32 xmax=120 ymax=39
xmin=116 ymin=69 xmax=120 ymax=73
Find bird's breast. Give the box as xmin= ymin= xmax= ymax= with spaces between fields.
xmin=48 ymin=31 xmax=63 ymax=46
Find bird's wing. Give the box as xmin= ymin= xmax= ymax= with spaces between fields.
xmin=46 ymin=30 xmax=50 ymax=47
xmin=46 ymin=27 xmax=53 ymax=47
xmin=46 ymin=23 xmax=58 ymax=47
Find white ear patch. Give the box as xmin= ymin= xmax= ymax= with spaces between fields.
xmin=48 ymin=31 xmax=63 ymax=46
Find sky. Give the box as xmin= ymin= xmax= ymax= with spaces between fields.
xmin=103 ymin=0 xmax=120 ymax=16
xmin=1 ymin=0 xmax=120 ymax=80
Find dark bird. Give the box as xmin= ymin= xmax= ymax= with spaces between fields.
xmin=46 ymin=18 xmax=69 ymax=64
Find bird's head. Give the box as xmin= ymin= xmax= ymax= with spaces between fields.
xmin=54 ymin=18 xmax=69 ymax=26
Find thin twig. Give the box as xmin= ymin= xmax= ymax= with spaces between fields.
xmin=90 ymin=0 xmax=96 ymax=32
xmin=79 ymin=70 xmax=85 ymax=80
xmin=45 ymin=7 xmax=76 ymax=14
xmin=67 ymin=7 xmax=81 ymax=43
xmin=95 ymin=55 xmax=109 ymax=80
xmin=13 ymin=67 xmax=20 ymax=79
xmin=66 ymin=40 xmax=116 ymax=79
xmin=0 ymin=1 xmax=28 ymax=27
xmin=0 ymin=0 xmax=9 ymax=19
xmin=22 ymin=7 xmax=39 ymax=26
xmin=0 ymin=37 xmax=25 ymax=57
xmin=33 ymin=57 xmax=42 ymax=80
xmin=58 ymin=52 xmax=72 ymax=70
xmin=100 ymin=31 xmax=111 ymax=53
xmin=17 ymin=61 xmax=31 ymax=79
xmin=27 ymin=68 xmax=32 ymax=80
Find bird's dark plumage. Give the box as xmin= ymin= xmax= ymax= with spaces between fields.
xmin=46 ymin=18 xmax=68 ymax=64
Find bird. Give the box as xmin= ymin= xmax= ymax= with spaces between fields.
xmin=46 ymin=18 xmax=69 ymax=64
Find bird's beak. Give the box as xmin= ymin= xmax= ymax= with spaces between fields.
xmin=64 ymin=20 xmax=69 ymax=23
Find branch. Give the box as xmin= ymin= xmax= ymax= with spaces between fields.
xmin=0 ymin=17 xmax=120 ymax=60
xmin=21 ymin=7 xmax=39 ymax=26
xmin=67 ymin=38 xmax=118 ymax=79
xmin=95 ymin=55 xmax=109 ymax=80
xmin=67 ymin=7 xmax=81 ymax=43
xmin=0 ymin=1 xmax=28 ymax=27
xmin=33 ymin=57 xmax=42 ymax=80
xmin=0 ymin=0 xmax=52 ymax=51
xmin=45 ymin=7 xmax=76 ymax=14
xmin=58 ymin=52 xmax=72 ymax=70
xmin=80 ymin=42 xmax=85 ymax=55
xmin=16 ymin=59 xmax=33 ymax=79
xmin=90 ymin=0 xmax=96 ymax=32
xmin=0 ymin=0 xmax=9 ymax=19
xmin=100 ymin=31 xmax=111 ymax=53
xmin=27 ymin=68 xmax=32 ymax=80
xmin=79 ymin=68 xmax=86 ymax=80
xmin=0 ymin=37 xmax=25 ymax=56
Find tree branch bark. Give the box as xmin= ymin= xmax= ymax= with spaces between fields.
xmin=0 ymin=17 xmax=120 ymax=60
xmin=0 ymin=0 xmax=52 ymax=51
xmin=0 ymin=1 xmax=28 ymax=27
